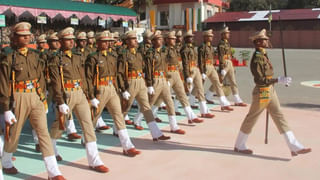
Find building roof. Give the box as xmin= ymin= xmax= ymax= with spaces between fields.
xmin=205 ymin=8 xmax=320 ymax=23
xmin=154 ymin=0 xmax=224 ymax=6
xmin=0 ymin=0 xmax=136 ymax=21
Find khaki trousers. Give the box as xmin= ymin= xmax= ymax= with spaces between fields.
xmin=168 ymin=71 xmax=190 ymax=107
xmin=5 ymin=92 xmax=54 ymax=157
xmin=149 ymin=78 xmax=175 ymax=116
xmin=93 ymin=85 xmax=126 ymax=130
xmin=123 ymin=78 xmax=155 ymax=123
xmin=206 ymin=65 xmax=224 ymax=97
xmin=50 ymin=89 xmax=96 ymax=143
xmin=190 ymin=67 xmax=205 ymax=101
xmin=220 ymin=60 xmax=239 ymax=95
xmin=240 ymin=85 xmax=290 ymax=134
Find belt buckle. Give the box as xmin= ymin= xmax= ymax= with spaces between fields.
xmin=74 ymin=81 xmax=80 ymax=88
xmin=26 ymin=82 xmax=34 ymax=89
xmin=160 ymin=72 xmax=164 ymax=76
xmin=138 ymin=72 xmax=142 ymax=77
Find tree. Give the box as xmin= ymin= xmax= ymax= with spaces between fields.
xmin=229 ymin=0 xmax=320 ymax=11
xmin=229 ymin=0 xmax=288 ymax=11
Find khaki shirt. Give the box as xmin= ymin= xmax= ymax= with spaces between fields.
xmin=0 ymin=48 xmax=45 ymax=111
xmin=145 ymin=47 xmax=169 ymax=87
xmin=198 ymin=43 xmax=216 ymax=74
xmin=85 ymin=50 xmax=118 ymax=99
xmin=138 ymin=42 xmax=152 ymax=57
xmin=75 ymin=47 xmax=91 ymax=64
xmin=166 ymin=46 xmax=180 ymax=66
xmin=87 ymin=44 xmax=97 ymax=54
xmin=117 ymin=48 xmax=145 ymax=92
xmin=176 ymin=43 xmax=183 ymax=56
xmin=217 ymin=39 xmax=232 ymax=71
xmin=180 ymin=43 xmax=198 ymax=80
xmin=250 ymin=48 xmax=277 ymax=86
xmin=48 ymin=50 xmax=88 ymax=105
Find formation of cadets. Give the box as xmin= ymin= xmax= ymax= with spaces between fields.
xmin=0 ymin=22 xmax=311 ymax=180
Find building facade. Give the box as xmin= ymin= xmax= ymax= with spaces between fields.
xmin=141 ymin=0 xmax=229 ymax=31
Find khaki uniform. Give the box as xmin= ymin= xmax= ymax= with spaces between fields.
xmin=166 ymin=46 xmax=190 ymax=107
xmin=240 ymin=48 xmax=290 ymax=134
xmin=198 ymin=43 xmax=224 ymax=97
xmin=117 ymin=48 xmax=155 ymax=123
xmin=48 ymin=50 xmax=96 ymax=143
xmin=0 ymin=48 xmax=53 ymax=157
xmin=76 ymin=47 xmax=91 ymax=63
xmin=217 ymin=39 xmax=239 ymax=95
xmin=145 ymin=47 xmax=175 ymax=115
xmin=181 ymin=43 xmax=205 ymax=101
xmin=86 ymin=50 xmax=125 ymax=130
xmin=175 ymin=42 xmax=183 ymax=71
xmin=87 ymin=44 xmax=97 ymax=54
xmin=138 ymin=43 xmax=152 ymax=57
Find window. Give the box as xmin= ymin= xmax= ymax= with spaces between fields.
xmin=140 ymin=12 xmax=146 ymax=21
xmin=159 ymin=11 xmax=169 ymax=26
xmin=207 ymin=10 xmax=212 ymax=18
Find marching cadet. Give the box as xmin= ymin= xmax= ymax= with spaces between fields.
xmin=165 ymin=31 xmax=204 ymax=123
xmin=0 ymin=22 xmax=65 ymax=179
xmin=144 ymin=30 xmax=185 ymax=134
xmin=48 ymin=27 xmax=109 ymax=173
xmin=234 ymin=29 xmax=311 ymax=156
xmin=217 ymin=27 xmax=246 ymax=106
xmin=198 ymin=30 xmax=233 ymax=111
xmin=32 ymin=33 xmax=49 ymax=151
xmin=113 ymin=31 xmax=122 ymax=47
xmin=87 ymin=31 xmax=97 ymax=53
xmin=134 ymin=31 xmax=205 ymax=127
xmin=124 ymin=30 xmax=154 ymax=128
xmin=76 ymin=32 xmax=91 ymax=60
xmin=37 ymin=34 xmax=48 ymax=53
xmin=85 ymin=31 xmax=141 ymax=156
xmin=117 ymin=30 xmax=170 ymax=141
xmin=33 ymin=32 xmax=82 ymax=152
xmin=139 ymin=29 xmax=153 ymax=56
xmin=132 ymin=29 xmax=161 ymax=129
xmin=181 ymin=30 xmax=215 ymax=120
xmin=76 ymin=31 xmax=110 ymax=131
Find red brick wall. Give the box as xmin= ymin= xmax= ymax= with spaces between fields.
xmin=194 ymin=30 xmax=320 ymax=49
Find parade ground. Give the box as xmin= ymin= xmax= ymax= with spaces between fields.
xmin=4 ymin=48 xmax=320 ymax=180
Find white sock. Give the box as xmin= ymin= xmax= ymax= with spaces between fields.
xmin=96 ymin=116 xmax=106 ymax=128
xmin=147 ymin=121 xmax=163 ymax=138
xmin=151 ymin=105 xmax=159 ymax=119
xmin=169 ymin=116 xmax=179 ymax=131
xmin=0 ymin=135 xmax=4 ymax=157
xmin=118 ymin=129 xmax=135 ymax=150
xmin=219 ymin=96 xmax=231 ymax=107
xmin=86 ymin=141 xmax=104 ymax=167
xmin=199 ymin=101 xmax=209 ymax=114
xmin=234 ymin=94 xmax=243 ymax=103
xmin=32 ymin=129 xmax=39 ymax=144
xmin=205 ymin=91 xmax=214 ymax=101
xmin=183 ymin=106 xmax=197 ymax=120
xmin=2 ymin=151 xmax=13 ymax=168
xmin=235 ymin=131 xmax=249 ymax=150
xmin=189 ymin=95 xmax=196 ymax=106
xmin=66 ymin=119 xmax=77 ymax=134
xmin=283 ymin=131 xmax=304 ymax=152
xmin=44 ymin=155 xmax=62 ymax=178
xmin=134 ymin=112 xmax=144 ymax=126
